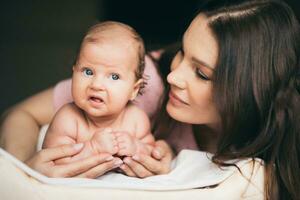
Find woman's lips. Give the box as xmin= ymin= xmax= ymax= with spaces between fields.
xmin=168 ymin=91 xmax=189 ymax=106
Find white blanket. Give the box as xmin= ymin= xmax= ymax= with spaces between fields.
xmin=0 ymin=148 xmax=259 ymax=191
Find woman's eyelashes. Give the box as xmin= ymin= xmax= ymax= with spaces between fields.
xmin=195 ymin=68 xmax=210 ymax=81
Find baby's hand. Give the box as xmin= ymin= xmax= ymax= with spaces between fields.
xmin=115 ymin=132 xmax=137 ymax=157
xmin=91 ymin=128 xmax=118 ymax=155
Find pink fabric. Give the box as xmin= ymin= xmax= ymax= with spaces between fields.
xmin=149 ymin=50 xmax=164 ymax=60
xmin=53 ymin=79 xmax=73 ymax=112
xmin=166 ymin=122 xmax=198 ymax=151
xmin=53 ymin=54 xmax=198 ymax=152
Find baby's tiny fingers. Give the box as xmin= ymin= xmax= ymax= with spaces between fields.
xmin=118 ymin=148 xmax=129 ymax=156
xmin=116 ymin=137 xmax=125 ymax=143
xmin=118 ymin=142 xmax=127 ymax=149
xmin=103 ymin=128 xmax=113 ymax=133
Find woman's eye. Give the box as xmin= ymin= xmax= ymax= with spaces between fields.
xmin=110 ymin=73 xmax=120 ymax=80
xmin=196 ymin=68 xmax=210 ymax=81
xmin=83 ymin=68 xmax=93 ymax=76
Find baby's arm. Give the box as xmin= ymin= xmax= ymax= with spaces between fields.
xmin=43 ymin=104 xmax=79 ymax=147
xmin=43 ymin=103 xmax=118 ymax=164
xmin=42 ymin=103 xmax=78 ymax=163
xmin=117 ymin=105 xmax=155 ymax=156
xmin=134 ymin=114 xmax=155 ymax=155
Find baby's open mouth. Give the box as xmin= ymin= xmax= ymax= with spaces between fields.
xmin=89 ymin=96 xmax=104 ymax=103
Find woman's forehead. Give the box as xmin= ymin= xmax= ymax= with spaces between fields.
xmin=183 ymin=14 xmax=219 ymax=69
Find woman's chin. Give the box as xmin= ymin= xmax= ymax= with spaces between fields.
xmin=166 ymin=102 xmax=189 ymax=123
xmin=167 ymin=102 xmax=212 ymax=124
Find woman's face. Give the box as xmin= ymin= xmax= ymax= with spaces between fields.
xmin=167 ymin=14 xmax=221 ymax=126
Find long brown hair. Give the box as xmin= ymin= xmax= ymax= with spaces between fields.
xmin=199 ymin=0 xmax=300 ymax=199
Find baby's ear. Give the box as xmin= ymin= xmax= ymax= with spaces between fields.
xmin=72 ymin=65 xmax=76 ymax=72
xmin=130 ymin=79 xmax=143 ymax=101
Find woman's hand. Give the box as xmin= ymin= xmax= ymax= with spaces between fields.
xmin=120 ymin=140 xmax=173 ymax=178
xmin=25 ymin=143 xmax=123 ymax=178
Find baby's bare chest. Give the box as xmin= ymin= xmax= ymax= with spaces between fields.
xmin=75 ymin=116 xmax=137 ymax=143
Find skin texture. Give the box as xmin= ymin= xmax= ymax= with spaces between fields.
xmin=72 ymin=41 xmax=140 ymax=119
xmin=43 ymin=30 xmax=155 ymax=166
xmin=0 ymin=24 xmax=173 ymax=178
xmin=166 ymin=15 xmax=222 ymax=153
xmin=167 ymin=14 xmax=220 ymax=126
xmin=1 ymin=14 xmax=224 ymax=179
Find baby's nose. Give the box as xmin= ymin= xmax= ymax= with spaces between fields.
xmin=90 ymin=77 xmax=106 ymax=90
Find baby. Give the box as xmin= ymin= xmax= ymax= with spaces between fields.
xmin=42 ymin=21 xmax=155 ymax=165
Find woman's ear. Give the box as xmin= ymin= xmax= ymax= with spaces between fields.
xmin=130 ymin=79 xmax=143 ymax=101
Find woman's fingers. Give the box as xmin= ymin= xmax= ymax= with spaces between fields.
xmin=39 ymin=143 xmax=84 ymax=162
xmin=131 ymin=154 xmax=165 ymax=174
xmin=120 ymin=163 xmax=137 ymax=177
xmin=75 ymin=157 xmax=123 ymax=178
xmin=26 ymin=144 xmax=125 ymax=178
xmin=25 ymin=143 xmax=84 ymax=174
xmin=58 ymin=154 xmax=111 ymax=177
xmin=123 ymin=157 xmax=154 ymax=178
xmin=152 ymin=140 xmax=173 ymax=160
xmin=122 ymin=140 xmax=173 ymax=177
xmin=27 ymin=140 xmax=173 ymax=178
xmin=49 ymin=154 xmax=118 ymax=178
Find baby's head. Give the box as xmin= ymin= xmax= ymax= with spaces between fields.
xmin=77 ymin=21 xmax=145 ymax=82
xmin=71 ymin=21 xmax=146 ymax=117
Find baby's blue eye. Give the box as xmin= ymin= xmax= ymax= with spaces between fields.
xmin=83 ymin=68 xmax=93 ymax=76
xmin=111 ymin=73 xmax=120 ymax=80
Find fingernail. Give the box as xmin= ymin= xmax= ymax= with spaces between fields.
xmin=105 ymin=156 xmax=114 ymax=161
xmin=114 ymin=159 xmax=123 ymax=166
xmin=120 ymin=164 xmax=126 ymax=170
xmin=132 ymin=155 xmax=139 ymax=161
xmin=73 ymin=143 xmax=84 ymax=150
xmin=153 ymin=149 xmax=161 ymax=158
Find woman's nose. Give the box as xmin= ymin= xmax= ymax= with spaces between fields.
xmin=167 ymin=67 xmax=187 ymax=89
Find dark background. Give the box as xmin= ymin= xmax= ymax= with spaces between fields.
xmin=0 ymin=0 xmax=299 ymax=114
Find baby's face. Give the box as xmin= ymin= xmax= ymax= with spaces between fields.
xmin=71 ymin=41 xmax=141 ymax=118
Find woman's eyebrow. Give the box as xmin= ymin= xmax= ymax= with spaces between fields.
xmin=182 ymin=38 xmax=214 ymax=71
xmin=191 ymin=57 xmax=215 ymax=71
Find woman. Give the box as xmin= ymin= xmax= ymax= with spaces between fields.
xmin=1 ymin=0 xmax=299 ymax=199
